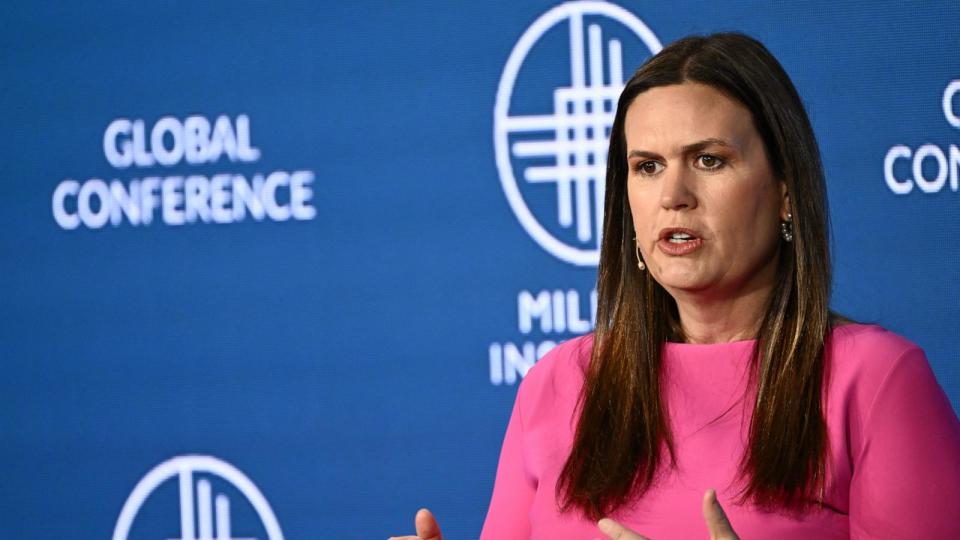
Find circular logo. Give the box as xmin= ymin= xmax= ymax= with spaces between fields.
xmin=112 ymin=455 xmax=284 ymax=540
xmin=494 ymin=1 xmax=662 ymax=266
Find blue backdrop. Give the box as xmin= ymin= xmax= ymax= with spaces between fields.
xmin=1 ymin=1 xmax=957 ymax=538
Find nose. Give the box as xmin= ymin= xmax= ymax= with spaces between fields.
xmin=659 ymin=166 xmax=697 ymax=211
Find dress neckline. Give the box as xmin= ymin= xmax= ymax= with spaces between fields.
xmin=663 ymin=338 xmax=757 ymax=349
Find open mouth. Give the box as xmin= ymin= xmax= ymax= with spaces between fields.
xmin=659 ymin=227 xmax=701 ymax=242
xmin=657 ymin=228 xmax=704 ymax=256
xmin=667 ymin=231 xmax=697 ymax=244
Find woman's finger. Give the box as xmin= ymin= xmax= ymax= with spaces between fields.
xmin=702 ymin=489 xmax=740 ymax=540
xmin=597 ymin=517 xmax=651 ymax=540
xmin=414 ymin=508 xmax=443 ymax=540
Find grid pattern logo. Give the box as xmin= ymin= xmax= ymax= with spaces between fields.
xmin=112 ymin=455 xmax=284 ymax=540
xmin=494 ymin=1 xmax=662 ymax=266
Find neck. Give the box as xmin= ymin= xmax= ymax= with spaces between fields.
xmin=670 ymin=281 xmax=775 ymax=344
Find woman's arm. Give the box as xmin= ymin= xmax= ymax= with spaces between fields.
xmin=849 ymin=346 xmax=960 ymax=538
xmin=479 ymin=382 xmax=537 ymax=540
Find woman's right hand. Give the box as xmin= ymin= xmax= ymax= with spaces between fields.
xmin=388 ymin=508 xmax=443 ymax=540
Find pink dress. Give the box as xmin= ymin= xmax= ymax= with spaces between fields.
xmin=479 ymin=324 xmax=960 ymax=539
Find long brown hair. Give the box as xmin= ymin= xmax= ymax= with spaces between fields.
xmin=557 ymin=33 xmax=832 ymax=519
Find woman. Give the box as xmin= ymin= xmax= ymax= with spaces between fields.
xmin=392 ymin=33 xmax=960 ymax=539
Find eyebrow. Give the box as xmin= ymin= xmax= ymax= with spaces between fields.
xmin=627 ymin=137 xmax=734 ymax=159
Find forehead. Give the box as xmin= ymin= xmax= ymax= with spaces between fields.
xmin=623 ymin=82 xmax=756 ymax=149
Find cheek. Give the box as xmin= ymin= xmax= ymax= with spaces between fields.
xmin=707 ymin=179 xmax=779 ymax=244
xmin=626 ymin=184 xmax=654 ymax=226
xmin=626 ymin=188 xmax=640 ymax=226
xmin=725 ymin=184 xmax=781 ymax=246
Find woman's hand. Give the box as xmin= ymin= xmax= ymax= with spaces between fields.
xmin=387 ymin=508 xmax=443 ymax=540
xmin=597 ymin=489 xmax=739 ymax=540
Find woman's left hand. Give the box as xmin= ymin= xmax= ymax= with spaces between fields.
xmin=597 ymin=489 xmax=740 ymax=540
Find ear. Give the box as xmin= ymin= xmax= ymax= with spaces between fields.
xmin=778 ymin=180 xmax=791 ymax=221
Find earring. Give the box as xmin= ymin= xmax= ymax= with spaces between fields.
xmin=633 ymin=237 xmax=646 ymax=271
xmin=781 ymin=212 xmax=794 ymax=243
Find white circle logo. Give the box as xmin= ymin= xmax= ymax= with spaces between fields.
xmin=494 ymin=1 xmax=662 ymax=266
xmin=112 ymin=455 xmax=284 ymax=540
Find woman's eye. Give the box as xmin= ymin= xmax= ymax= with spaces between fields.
xmin=635 ymin=160 xmax=663 ymax=175
xmin=696 ymin=154 xmax=724 ymax=170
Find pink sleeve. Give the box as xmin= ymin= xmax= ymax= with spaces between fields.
xmin=479 ymin=383 xmax=536 ymax=540
xmin=849 ymin=346 xmax=960 ymax=539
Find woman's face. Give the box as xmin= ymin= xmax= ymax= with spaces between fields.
xmin=624 ymin=82 xmax=788 ymax=300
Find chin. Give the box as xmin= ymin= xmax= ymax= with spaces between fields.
xmin=651 ymin=271 xmax=711 ymax=294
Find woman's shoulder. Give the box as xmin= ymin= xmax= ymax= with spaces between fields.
xmin=517 ymin=333 xmax=594 ymax=402
xmin=827 ymin=322 xmax=922 ymax=363
xmin=825 ymin=322 xmax=932 ymax=408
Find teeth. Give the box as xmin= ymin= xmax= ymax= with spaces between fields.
xmin=669 ymin=232 xmax=693 ymax=242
